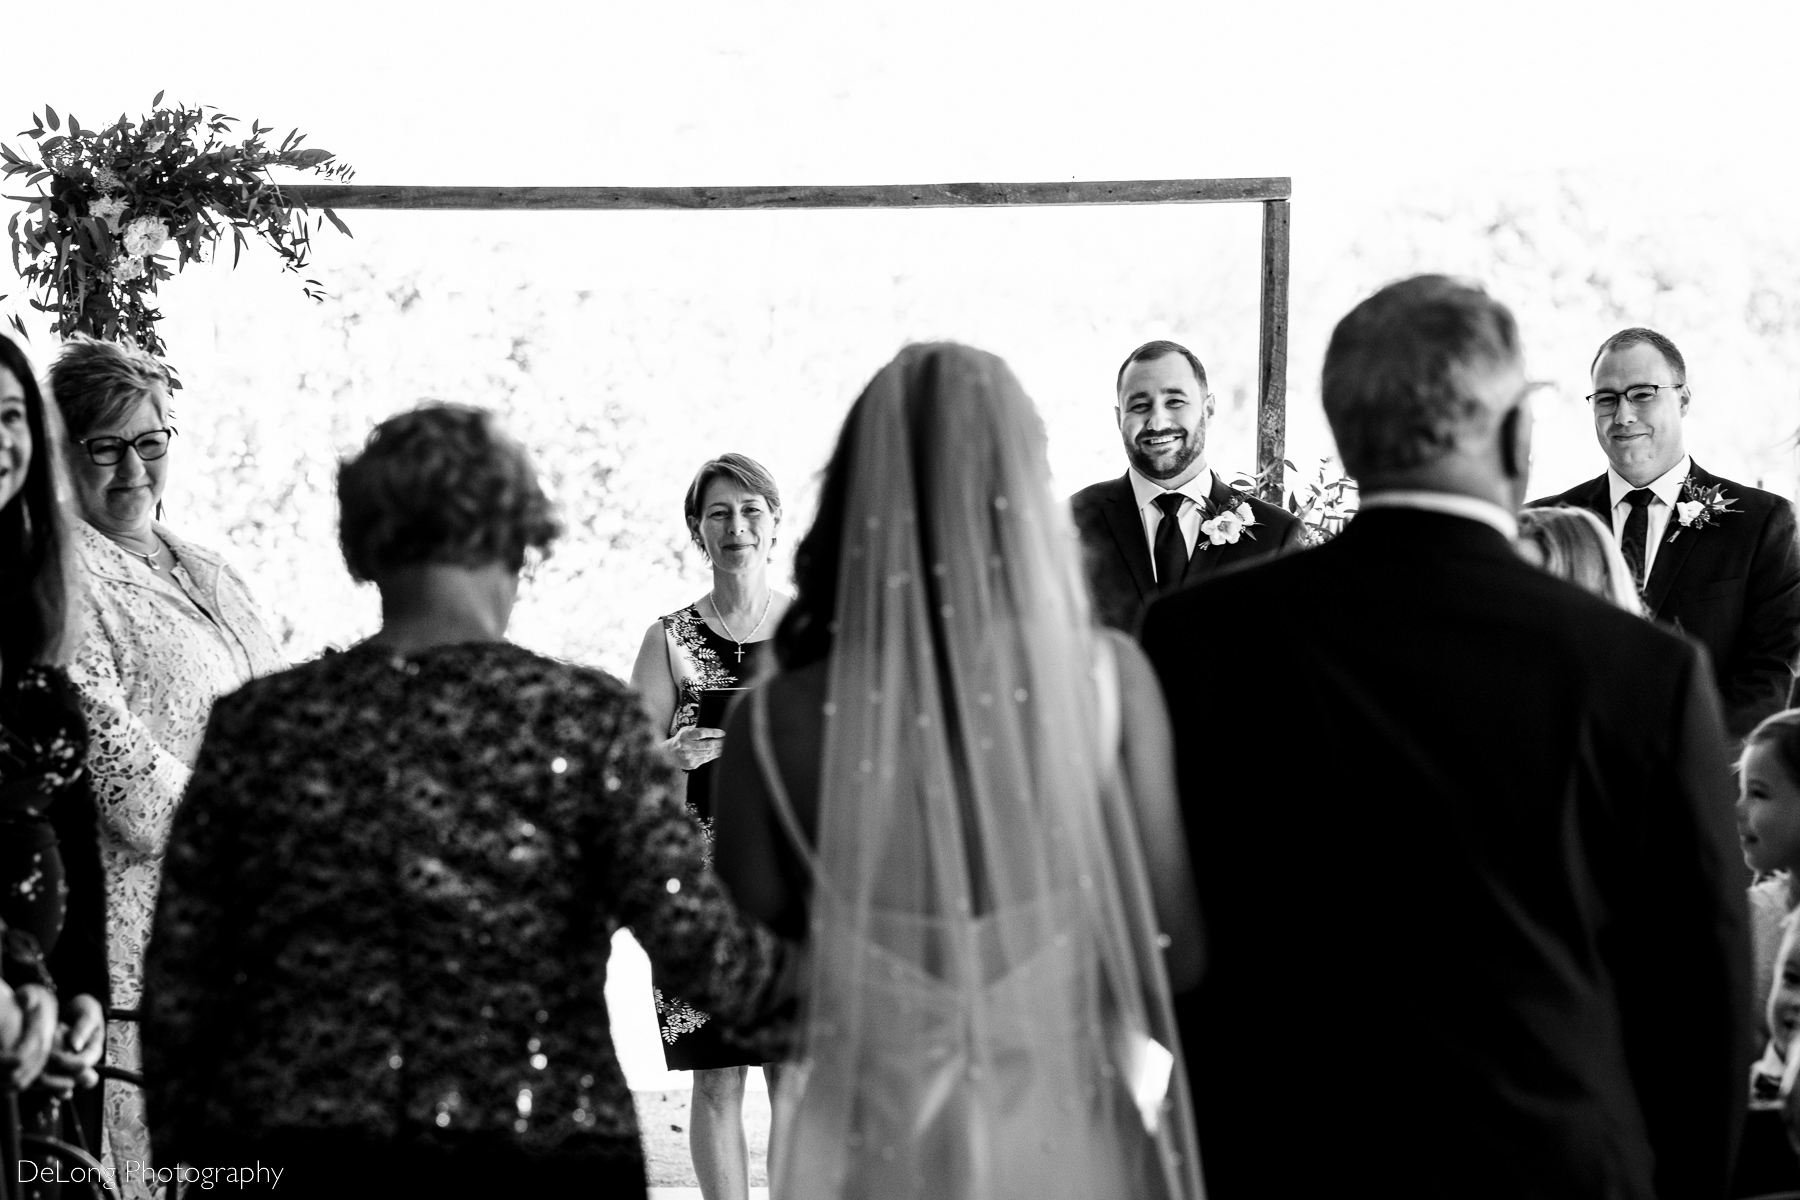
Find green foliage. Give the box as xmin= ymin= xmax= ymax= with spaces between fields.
xmin=1 ymin=95 xmax=354 ymax=361
xmin=1234 ymin=458 xmax=1359 ymax=546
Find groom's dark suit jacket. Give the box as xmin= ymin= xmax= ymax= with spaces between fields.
xmin=1531 ymin=461 xmax=1800 ymax=739
xmin=1069 ymin=472 xmax=1302 ymax=633
xmin=1141 ymin=507 xmax=1749 ymax=1200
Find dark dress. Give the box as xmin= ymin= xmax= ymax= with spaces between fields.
xmin=141 ymin=640 xmax=787 ymax=1199
xmin=650 ymin=605 xmax=776 ymax=1071
xmin=0 ymin=666 xmax=86 ymax=956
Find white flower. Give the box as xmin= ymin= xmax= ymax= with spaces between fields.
xmin=121 ymin=216 xmax=170 ymax=258
xmin=112 ymin=254 xmax=146 ymax=282
xmin=1233 ymin=500 xmax=1256 ymax=527
xmin=1675 ymin=500 xmax=1705 ymax=526
xmin=91 ymin=165 xmax=122 ymax=193
xmin=90 ymin=196 xmax=127 ymax=232
xmin=1202 ymin=509 xmax=1246 ymax=545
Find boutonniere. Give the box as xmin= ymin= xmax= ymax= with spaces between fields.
xmin=1198 ymin=495 xmax=1257 ymax=548
xmin=1668 ymin=476 xmax=1739 ymax=541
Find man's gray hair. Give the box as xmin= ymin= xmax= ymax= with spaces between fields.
xmin=1322 ymin=275 xmax=1521 ymax=479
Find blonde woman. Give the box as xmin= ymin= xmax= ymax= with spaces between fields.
xmin=1516 ymin=505 xmax=1643 ymax=613
xmin=51 ymin=336 xmax=284 ymax=1195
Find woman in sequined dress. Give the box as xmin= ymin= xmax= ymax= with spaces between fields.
xmin=143 ymin=405 xmax=791 ymax=1199
xmin=629 ymin=453 xmax=792 ymax=1200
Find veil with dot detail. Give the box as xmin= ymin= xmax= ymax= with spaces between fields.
xmin=768 ymin=344 xmax=1204 ymax=1199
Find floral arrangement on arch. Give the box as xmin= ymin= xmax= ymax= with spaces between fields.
xmin=2 ymin=93 xmax=355 ymax=360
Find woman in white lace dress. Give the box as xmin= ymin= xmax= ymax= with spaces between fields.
xmin=51 ymin=337 xmax=283 ymax=1196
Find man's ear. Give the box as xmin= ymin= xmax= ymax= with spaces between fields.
xmin=1679 ymin=386 xmax=1691 ymax=415
xmin=1499 ymin=404 xmax=1529 ymax=480
xmin=1114 ymin=405 xmax=1123 ymax=431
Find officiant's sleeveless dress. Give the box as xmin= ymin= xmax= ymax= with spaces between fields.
xmin=651 ymin=604 xmax=775 ymax=1070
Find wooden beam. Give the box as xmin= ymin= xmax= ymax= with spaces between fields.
xmin=282 ymin=178 xmax=1291 ymax=211
xmin=1255 ymin=198 xmax=1291 ymax=505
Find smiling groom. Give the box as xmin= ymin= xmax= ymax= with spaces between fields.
xmin=1071 ymin=340 xmax=1302 ymax=633
xmin=1530 ymin=327 xmax=1800 ymax=738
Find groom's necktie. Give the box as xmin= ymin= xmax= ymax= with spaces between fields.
xmin=1153 ymin=492 xmax=1190 ymax=592
xmin=1620 ymin=487 xmax=1656 ymax=590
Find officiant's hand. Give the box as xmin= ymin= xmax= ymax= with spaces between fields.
xmin=669 ymin=725 xmax=726 ymax=771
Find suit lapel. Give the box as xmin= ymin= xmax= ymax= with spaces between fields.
xmin=1572 ymin=474 xmax=1612 ymax=529
xmin=1100 ymin=475 xmax=1157 ymax=600
xmin=1641 ymin=462 xmax=1707 ymax=616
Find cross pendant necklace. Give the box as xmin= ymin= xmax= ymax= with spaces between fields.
xmin=711 ymin=590 xmax=775 ymax=664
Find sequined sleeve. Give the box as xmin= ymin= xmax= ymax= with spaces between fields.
xmin=588 ymin=701 xmax=786 ymax=1024
xmin=141 ymin=702 xmax=244 ymax=1160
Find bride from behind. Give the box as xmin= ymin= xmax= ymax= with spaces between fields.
xmin=712 ymin=343 xmax=1206 ymax=1198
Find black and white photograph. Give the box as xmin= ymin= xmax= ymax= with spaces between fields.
xmin=2 ymin=2 xmax=1799 ymax=1197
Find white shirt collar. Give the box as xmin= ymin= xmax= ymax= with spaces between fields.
xmin=1607 ymin=454 xmax=1691 ymax=510
xmin=1127 ymin=465 xmax=1213 ymax=513
xmin=1357 ymin=490 xmax=1519 ymax=541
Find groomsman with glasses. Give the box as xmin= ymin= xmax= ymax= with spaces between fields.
xmin=1531 ymin=328 xmax=1800 ymax=738
xmin=1071 ymin=339 xmax=1302 ymax=633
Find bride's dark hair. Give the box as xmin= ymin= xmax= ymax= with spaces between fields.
xmin=773 ymin=392 xmax=867 ymax=670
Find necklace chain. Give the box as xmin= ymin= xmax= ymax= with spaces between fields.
xmin=710 ymin=590 xmax=774 ymax=664
xmin=118 ymin=534 xmax=162 ymax=570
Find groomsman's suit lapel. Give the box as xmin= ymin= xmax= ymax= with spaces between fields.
xmin=1099 ymin=471 xmax=1261 ymax=596
xmin=1567 ymin=461 xmax=1711 ymax=618
xmin=1098 ymin=475 xmax=1158 ymax=603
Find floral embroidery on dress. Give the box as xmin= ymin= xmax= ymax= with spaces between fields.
xmin=663 ymin=605 xmax=735 ymax=736
xmin=65 ymin=521 xmax=283 ymax=1199
xmin=652 ymin=986 xmax=712 ymax=1040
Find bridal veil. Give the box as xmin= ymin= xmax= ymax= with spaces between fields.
xmin=770 ymin=344 xmax=1204 ymax=1199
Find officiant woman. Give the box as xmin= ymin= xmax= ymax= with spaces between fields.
xmin=629 ymin=452 xmax=790 ymax=1200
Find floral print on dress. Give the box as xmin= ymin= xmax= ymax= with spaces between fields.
xmin=650 ymin=606 xmax=775 ymax=1069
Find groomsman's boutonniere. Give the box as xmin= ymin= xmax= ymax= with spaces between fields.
xmin=1668 ymin=476 xmax=1740 ymax=541
xmin=1199 ymin=496 xmax=1257 ymax=548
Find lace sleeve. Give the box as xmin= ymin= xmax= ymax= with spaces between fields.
xmin=588 ymin=697 xmax=785 ymax=1023
xmin=67 ymin=610 xmax=193 ymax=858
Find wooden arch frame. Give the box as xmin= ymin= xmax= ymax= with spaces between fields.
xmin=291 ymin=177 xmax=1292 ymax=500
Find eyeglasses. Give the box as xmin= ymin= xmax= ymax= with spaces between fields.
xmin=1586 ymin=383 xmax=1682 ymax=418
xmin=76 ymin=427 xmax=177 ymax=466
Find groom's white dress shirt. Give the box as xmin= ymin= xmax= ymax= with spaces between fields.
xmin=1128 ymin=466 xmax=1214 ymax=582
xmin=1357 ymin=490 xmax=1520 ymax=541
xmin=1606 ymin=454 xmax=1690 ymax=579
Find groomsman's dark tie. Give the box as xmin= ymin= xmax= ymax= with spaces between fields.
xmin=1620 ymin=487 xmax=1655 ymax=589
xmin=1153 ymin=492 xmax=1190 ymax=592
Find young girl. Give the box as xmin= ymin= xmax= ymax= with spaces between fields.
xmin=1740 ymin=708 xmax=1800 ymax=1057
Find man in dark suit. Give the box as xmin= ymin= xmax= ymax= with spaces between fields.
xmin=1142 ymin=276 xmax=1750 ymax=1199
xmin=1531 ymin=328 xmax=1800 ymax=739
xmin=1071 ymin=340 xmax=1301 ymax=632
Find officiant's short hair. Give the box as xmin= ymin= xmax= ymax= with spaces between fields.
xmin=1322 ymin=275 xmax=1520 ymax=477
xmin=1590 ymin=327 xmax=1687 ymax=383
xmin=1115 ymin=340 xmax=1208 ymax=395
xmin=683 ymin=453 xmax=782 ymax=530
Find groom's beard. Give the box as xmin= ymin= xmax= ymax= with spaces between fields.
xmin=1126 ymin=428 xmax=1204 ymax=481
